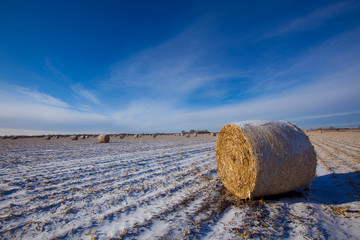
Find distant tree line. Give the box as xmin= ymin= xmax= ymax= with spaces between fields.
xmin=181 ymin=129 xmax=210 ymax=134
xmin=309 ymin=125 xmax=360 ymax=131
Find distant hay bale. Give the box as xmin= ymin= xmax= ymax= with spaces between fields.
xmin=119 ymin=134 xmax=125 ymax=139
xmin=97 ymin=134 xmax=110 ymax=143
xmin=134 ymin=134 xmax=139 ymax=138
xmin=317 ymin=130 xmax=323 ymax=133
xmin=152 ymin=134 xmax=157 ymax=138
xmin=44 ymin=136 xmax=51 ymax=140
xmin=80 ymin=135 xmax=85 ymax=139
xmin=193 ymin=133 xmax=197 ymax=137
xmin=216 ymin=120 xmax=317 ymax=199
xmin=185 ymin=134 xmax=190 ymax=138
xmin=70 ymin=136 xmax=78 ymax=140
xmin=210 ymin=132 xmax=216 ymax=137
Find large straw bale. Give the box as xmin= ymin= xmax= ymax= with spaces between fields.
xmin=216 ymin=120 xmax=316 ymax=199
xmin=98 ymin=134 xmax=110 ymax=143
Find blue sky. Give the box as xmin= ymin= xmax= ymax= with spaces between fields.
xmin=0 ymin=0 xmax=359 ymax=134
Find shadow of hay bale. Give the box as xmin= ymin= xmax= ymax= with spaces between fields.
xmin=248 ymin=171 xmax=360 ymax=205
xmin=309 ymin=171 xmax=360 ymax=205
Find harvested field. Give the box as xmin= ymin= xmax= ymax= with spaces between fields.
xmin=0 ymin=132 xmax=359 ymax=239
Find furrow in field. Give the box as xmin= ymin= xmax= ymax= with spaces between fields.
xmin=0 ymin=140 xmax=218 ymax=239
xmin=319 ymin=139 xmax=360 ymax=152
xmin=310 ymin=138 xmax=360 ymax=163
xmin=311 ymin=139 xmax=360 ymax=172
xmin=0 ymin=143 xmax=214 ymax=196
xmin=0 ymin=145 xmax=214 ymax=218
xmin=309 ymin=133 xmax=360 ymax=149
xmin=0 ymin=152 xmax=215 ymax=229
xmin=22 ymin=165 xmax=218 ymax=239
xmin=81 ymin=174 xmax=223 ymax=240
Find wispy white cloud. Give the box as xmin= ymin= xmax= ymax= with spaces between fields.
xmin=263 ymin=1 xmax=358 ymax=38
xmin=45 ymin=59 xmax=100 ymax=106
xmin=121 ymin=68 xmax=359 ymax=132
xmin=0 ymin=128 xmax=69 ymax=136
xmin=247 ymin=28 xmax=360 ymax=96
xmin=0 ymin=84 xmax=109 ymax=134
xmin=45 ymin=58 xmax=71 ymax=83
xmin=71 ymin=83 xmax=99 ymax=105
xmin=1 ymin=55 xmax=359 ymax=135
xmin=104 ymin=17 xmax=237 ymax=102
xmin=105 ymin=27 xmax=360 ymax=132
xmin=13 ymin=86 xmax=70 ymax=108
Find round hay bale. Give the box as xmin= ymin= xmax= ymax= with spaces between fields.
xmin=44 ymin=136 xmax=51 ymax=140
xmin=70 ymin=135 xmax=78 ymax=140
xmin=193 ymin=133 xmax=198 ymax=137
xmin=216 ymin=120 xmax=316 ymax=199
xmin=97 ymin=134 xmax=110 ymax=143
xmin=185 ymin=134 xmax=190 ymax=138
xmin=210 ymin=132 xmax=216 ymax=137
xmin=152 ymin=134 xmax=157 ymax=138
xmin=70 ymin=135 xmax=78 ymax=141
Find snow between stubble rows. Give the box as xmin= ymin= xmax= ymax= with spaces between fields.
xmin=0 ymin=137 xmax=224 ymax=239
xmin=1 ymin=132 xmax=359 ymax=239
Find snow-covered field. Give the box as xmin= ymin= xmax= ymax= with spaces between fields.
xmin=0 ymin=132 xmax=359 ymax=239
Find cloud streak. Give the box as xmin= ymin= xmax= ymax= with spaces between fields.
xmin=263 ymin=1 xmax=358 ymax=38
xmin=104 ymin=26 xmax=360 ymax=132
xmin=0 ymin=84 xmax=109 ymax=134
xmin=104 ymin=17 xmax=239 ymax=104
xmin=71 ymin=83 xmax=99 ymax=105
xmin=14 ymin=86 xmax=70 ymax=108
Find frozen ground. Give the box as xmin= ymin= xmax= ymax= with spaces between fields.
xmin=0 ymin=132 xmax=359 ymax=239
